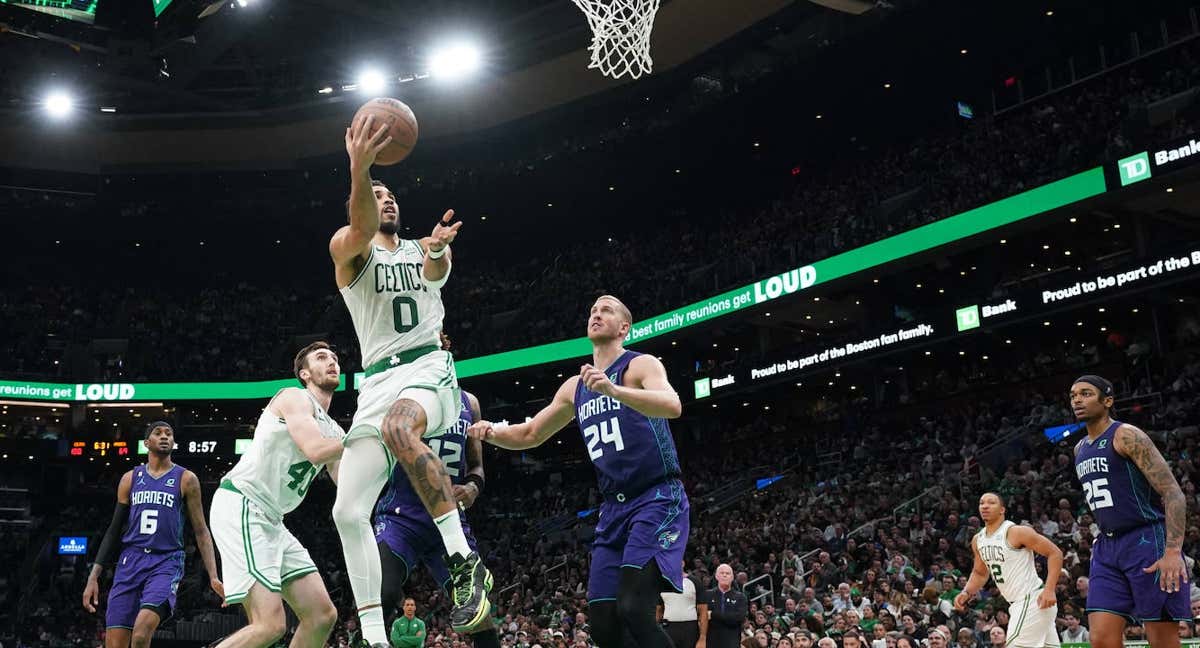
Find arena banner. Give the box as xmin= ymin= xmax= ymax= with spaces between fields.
xmin=697 ymin=242 xmax=1200 ymax=398
xmin=453 ymin=166 xmax=1107 ymax=379
xmin=1114 ymin=130 xmax=1200 ymax=186
xmin=0 ymin=376 xmax=346 ymax=403
xmin=0 ymin=167 xmax=1107 ymax=400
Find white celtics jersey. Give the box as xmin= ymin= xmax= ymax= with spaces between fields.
xmin=976 ymin=520 xmax=1043 ymax=602
xmin=340 ymin=240 xmax=445 ymax=368
xmin=224 ymin=389 xmax=345 ymax=520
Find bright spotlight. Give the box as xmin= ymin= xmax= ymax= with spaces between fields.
xmin=430 ymin=42 xmax=482 ymax=79
xmin=45 ymin=91 xmax=74 ymax=118
xmin=357 ymin=69 xmax=387 ymax=94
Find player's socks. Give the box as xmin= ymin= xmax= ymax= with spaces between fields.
xmin=358 ymin=607 xmax=387 ymax=645
xmin=433 ymin=509 xmax=472 ymax=557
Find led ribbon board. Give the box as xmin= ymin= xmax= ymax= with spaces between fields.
xmin=1 ymin=168 xmax=1107 ymax=401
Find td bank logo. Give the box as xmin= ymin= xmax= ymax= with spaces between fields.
xmin=1117 ymin=151 xmax=1152 ymax=186
xmin=955 ymin=305 xmax=980 ymax=332
xmin=693 ymin=378 xmax=711 ymax=400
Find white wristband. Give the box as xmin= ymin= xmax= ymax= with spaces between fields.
xmin=427 ymin=244 xmax=447 ymax=259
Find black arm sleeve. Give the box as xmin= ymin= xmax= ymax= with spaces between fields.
xmin=94 ymin=503 xmax=129 ymax=568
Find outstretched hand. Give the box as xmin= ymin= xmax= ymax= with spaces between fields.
xmin=428 ymin=209 xmax=462 ymax=252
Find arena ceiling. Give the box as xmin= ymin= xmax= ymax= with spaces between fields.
xmin=0 ymin=0 xmax=831 ymax=116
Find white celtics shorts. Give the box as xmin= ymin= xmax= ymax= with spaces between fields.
xmin=1006 ymin=593 xmax=1060 ymax=648
xmin=210 ymin=486 xmax=318 ymax=605
xmin=346 ymin=348 xmax=461 ymax=465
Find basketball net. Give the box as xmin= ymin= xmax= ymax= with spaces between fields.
xmin=571 ymin=0 xmax=661 ymax=80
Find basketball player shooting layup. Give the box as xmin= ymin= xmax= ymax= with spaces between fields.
xmin=82 ymin=422 xmax=222 ymax=648
xmin=330 ymin=114 xmax=491 ymax=645
xmin=1071 ymin=374 xmax=1190 ymax=648
xmin=955 ymin=492 xmax=1063 ymax=648
xmin=469 ymin=295 xmax=689 ymax=648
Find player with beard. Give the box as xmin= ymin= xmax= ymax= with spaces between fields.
xmin=1070 ymin=374 xmax=1190 ymax=648
xmin=82 ymin=422 xmax=222 ymax=648
xmin=208 ymin=342 xmax=346 ymax=648
xmin=330 ymin=115 xmax=490 ymax=646
xmin=468 ymin=295 xmax=688 ymax=648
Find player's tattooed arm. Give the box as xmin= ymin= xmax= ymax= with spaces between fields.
xmin=183 ymin=470 xmax=225 ymax=602
xmin=1116 ymin=423 xmax=1189 ymax=593
xmin=468 ymin=378 xmax=577 ymax=450
xmin=1116 ymin=424 xmax=1187 ymax=549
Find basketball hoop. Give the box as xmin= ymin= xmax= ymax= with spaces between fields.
xmin=571 ymin=0 xmax=661 ymax=80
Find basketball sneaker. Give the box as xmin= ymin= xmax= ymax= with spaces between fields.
xmin=447 ymin=551 xmax=493 ymax=633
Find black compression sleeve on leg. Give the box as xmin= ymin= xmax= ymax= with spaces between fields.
xmin=378 ymin=541 xmax=410 ymax=626
xmin=94 ymin=503 xmax=130 ymax=569
xmin=470 ymin=628 xmax=502 ymax=648
xmin=589 ymin=599 xmax=624 ymax=648
xmin=617 ymin=563 xmax=673 ymax=648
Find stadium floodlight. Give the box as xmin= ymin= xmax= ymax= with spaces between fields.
xmin=44 ymin=90 xmax=74 ymax=118
xmin=357 ymin=69 xmax=387 ymax=94
xmin=429 ymin=41 xmax=482 ymax=80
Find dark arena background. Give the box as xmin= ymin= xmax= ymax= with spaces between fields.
xmin=3 ymin=0 xmax=1200 ymax=647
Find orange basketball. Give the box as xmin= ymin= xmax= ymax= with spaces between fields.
xmin=352 ymin=97 xmax=419 ymax=166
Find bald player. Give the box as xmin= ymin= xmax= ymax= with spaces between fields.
xmin=469 ymin=295 xmax=689 ymax=648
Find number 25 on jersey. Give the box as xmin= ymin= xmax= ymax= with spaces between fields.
xmin=584 ymin=418 xmax=625 ymax=460
xmin=1082 ymin=478 xmax=1114 ymax=511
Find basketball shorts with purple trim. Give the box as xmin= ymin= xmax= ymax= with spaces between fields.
xmin=588 ymin=479 xmax=689 ymax=601
xmin=105 ymin=547 xmax=184 ymax=629
xmin=375 ymin=512 xmax=477 ymax=588
xmin=1088 ymin=522 xmax=1191 ymax=623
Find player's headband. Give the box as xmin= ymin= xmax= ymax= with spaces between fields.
xmin=1073 ymin=375 xmax=1114 ymax=397
xmin=144 ymin=420 xmax=173 ymax=439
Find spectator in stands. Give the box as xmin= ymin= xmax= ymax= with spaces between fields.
xmin=1059 ymin=613 xmax=1088 ymax=644
xmin=706 ymin=564 xmax=747 ymax=648
xmin=987 ymin=627 xmax=1005 ymax=648
xmin=390 ymin=598 xmax=426 ymax=648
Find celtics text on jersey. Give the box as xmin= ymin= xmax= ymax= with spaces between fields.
xmin=340 ymin=240 xmax=446 ymax=368
xmin=975 ymin=521 xmax=1044 ymax=602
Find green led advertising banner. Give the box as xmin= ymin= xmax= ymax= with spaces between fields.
xmin=0 ymin=167 xmax=1107 ymax=402
xmin=0 ymin=376 xmax=346 ymax=403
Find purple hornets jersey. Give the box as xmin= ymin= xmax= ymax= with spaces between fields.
xmin=376 ymin=391 xmax=474 ymax=519
xmin=573 ymin=350 xmax=681 ymax=497
xmin=121 ymin=464 xmax=186 ymax=552
xmin=1074 ymin=420 xmax=1165 ymax=535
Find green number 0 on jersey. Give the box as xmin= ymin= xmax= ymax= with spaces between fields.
xmin=392 ymin=296 xmax=420 ymax=334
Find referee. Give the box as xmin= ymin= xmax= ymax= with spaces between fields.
xmin=657 ymin=563 xmax=708 ymax=648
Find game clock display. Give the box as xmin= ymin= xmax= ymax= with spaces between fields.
xmin=135 ymin=438 xmax=252 ymax=457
